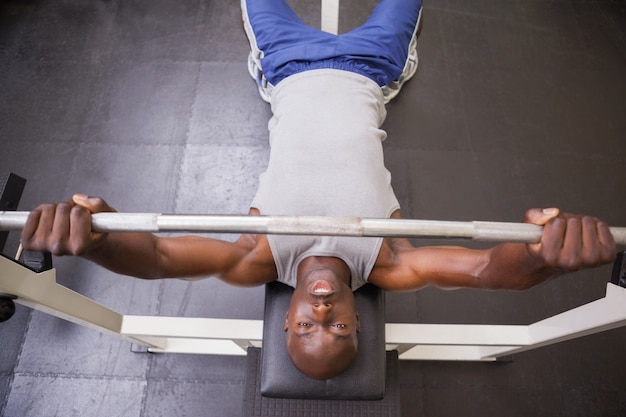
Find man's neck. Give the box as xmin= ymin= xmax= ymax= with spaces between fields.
xmin=296 ymin=256 xmax=351 ymax=287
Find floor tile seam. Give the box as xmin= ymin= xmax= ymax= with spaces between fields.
xmin=112 ymin=58 xmax=214 ymax=65
xmin=0 ymin=137 xmax=82 ymax=145
xmin=113 ymin=47 xmax=248 ymax=62
xmin=138 ymin=367 xmax=150 ymax=417
xmin=13 ymin=371 xmax=147 ymax=382
xmin=65 ymin=139 xmax=268 ymax=149
xmin=152 ymin=59 xmax=202 ymax=321
xmin=6 ymin=55 xmax=227 ymax=66
xmin=0 ymin=373 xmax=14 ymax=417
xmin=153 ymin=278 xmax=166 ymax=320
xmin=72 ymin=140 xmax=188 ymax=149
xmin=130 ymin=59 xmax=247 ymax=65
xmin=2 ymin=56 xmax=105 ymax=67
xmin=8 ymin=308 xmax=34 ymax=406
xmin=184 ymin=142 xmax=270 ymax=149
xmin=97 ymin=57 xmax=246 ymax=65
xmin=146 ymin=376 xmax=245 ymax=385
xmin=171 ymin=59 xmax=202 ymax=215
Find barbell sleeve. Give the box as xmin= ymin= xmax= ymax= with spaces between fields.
xmin=0 ymin=211 xmax=624 ymax=244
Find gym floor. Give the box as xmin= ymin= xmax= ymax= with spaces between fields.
xmin=1 ymin=0 xmax=625 ymax=416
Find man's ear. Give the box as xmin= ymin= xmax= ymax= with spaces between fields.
xmin=355 ymin=312 xmax=361 ymax=333
xmin=284 ymin=312 xmax=289 ymax=332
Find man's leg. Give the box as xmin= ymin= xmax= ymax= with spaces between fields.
xmin=340 ymin=0 xmax=423 ymax=101
xmin=242 ymin=0 xmax=337 ymax=101
xmin=241 ymin=0 xmax=423 ymax=101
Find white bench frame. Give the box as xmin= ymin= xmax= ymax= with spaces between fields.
xmin=2 ymin=254 xmax=625 ymax=361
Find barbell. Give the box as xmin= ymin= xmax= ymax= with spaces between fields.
xmin=1 ymin=211 xmax=625 ymax=244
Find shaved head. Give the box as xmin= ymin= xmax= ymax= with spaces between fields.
xmin=284 ymin=269 xmax=360 ymax=380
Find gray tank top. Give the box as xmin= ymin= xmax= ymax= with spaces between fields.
xmin=251 ymin=69 xmax=400 ymax=290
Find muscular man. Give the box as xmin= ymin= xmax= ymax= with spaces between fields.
xmin=20 ymin=0 xmax=616 ymax=380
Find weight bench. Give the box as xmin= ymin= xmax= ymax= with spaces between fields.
xmin=243 ymin=281 xmax=402 ymax=416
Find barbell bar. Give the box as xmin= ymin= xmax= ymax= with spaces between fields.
xmin=0 ymin=211 xmax=624 ymax=244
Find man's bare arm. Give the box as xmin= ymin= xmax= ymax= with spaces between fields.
xmin=20 ymin=194 xmax=258 ymax=284
xmin=370 ymin=209 xmax=617 ymax=291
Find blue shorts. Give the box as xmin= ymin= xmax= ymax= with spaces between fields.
xmin=242 ymin=0 xmax=423 ymax=87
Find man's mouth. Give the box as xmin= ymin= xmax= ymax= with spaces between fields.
xmin=308 ymin=280 xmax=335 ymax=296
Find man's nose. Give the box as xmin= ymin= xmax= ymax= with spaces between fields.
xmin=312 ymin=302 xmax=332 ymax=317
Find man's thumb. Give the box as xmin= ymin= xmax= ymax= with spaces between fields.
xmin=72 ymin=194 xmax=115 ymax=213
xmin=524 ymin=207 xmax=560 ymax=226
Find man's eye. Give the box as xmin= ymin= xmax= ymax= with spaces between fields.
xmin=297 ymin=322 xmax=312 ymax=327
xmin=332 ymin=324 xmax=347 ymax=329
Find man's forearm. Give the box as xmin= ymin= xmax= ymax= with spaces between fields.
xmin=82 ymin=232 xmax=164 ymax=279
xmin=478 ymin=243 xmax=562 ymax=290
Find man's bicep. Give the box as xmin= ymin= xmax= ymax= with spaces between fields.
xmin=155 ymin=236 xmax=249 ymax=280
xmin=375 ymin=246 xmax=491 ymax=291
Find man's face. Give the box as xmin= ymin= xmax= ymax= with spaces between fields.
xmin=284 ymin=270 xmax=360 ymax=380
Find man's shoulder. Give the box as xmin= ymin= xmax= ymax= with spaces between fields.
xmin=223 ymin=233 xmax=278 ymax=285
xmin=368 ymin=237 xmax=416 ymax=288
xmin=371 ymin=237 xmax=413 ymax=272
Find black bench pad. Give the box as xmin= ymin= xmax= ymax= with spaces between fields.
xmin=260 ymin=281 xmax=386 ymax=400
